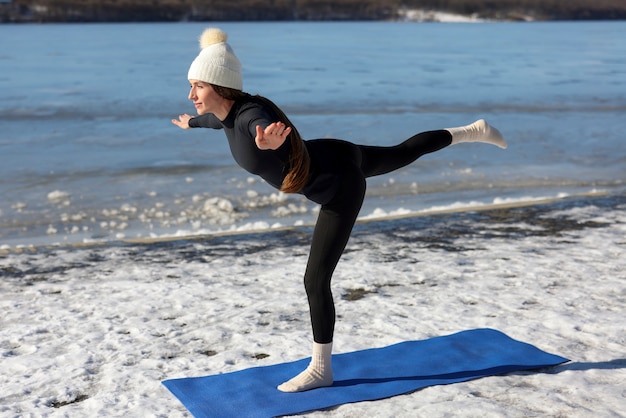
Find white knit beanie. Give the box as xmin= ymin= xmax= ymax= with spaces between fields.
xmin=187 ymin=28 xmax=242 ymax=91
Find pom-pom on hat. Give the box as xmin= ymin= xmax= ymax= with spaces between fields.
xmin=187 ymin=28 xmax=242 ymax=91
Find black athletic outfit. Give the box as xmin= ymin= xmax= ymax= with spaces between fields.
xmin=190 ymin=95 xmax=452 ymax=344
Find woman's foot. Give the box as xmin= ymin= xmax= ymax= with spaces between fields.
xmin=447 ymin=119 xmax=507 ymax=149
xmin=277 ymin=365 xmax=333 ymax=392
xmin=277 ymin=342 xmax=333 ymax=392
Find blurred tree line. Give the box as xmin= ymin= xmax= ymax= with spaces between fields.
xmin=2 ymin=0 xmax=625 ymax=22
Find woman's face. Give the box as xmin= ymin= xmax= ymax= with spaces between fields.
xmin=188 ymin=80 xmax=221 ymax=115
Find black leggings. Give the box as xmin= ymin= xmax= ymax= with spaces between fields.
xmin=304 ymin=130 xmax=452 ymax=343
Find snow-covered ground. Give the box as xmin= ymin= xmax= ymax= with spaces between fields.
xmin=1 ymin=192 xmax=625 ymax=417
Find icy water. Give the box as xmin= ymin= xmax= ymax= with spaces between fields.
xmin=0 ymin=21 xmax=625 ymax=247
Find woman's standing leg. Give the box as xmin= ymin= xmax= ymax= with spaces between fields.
xmin=278 ymin=167 xmax=366 ymax=392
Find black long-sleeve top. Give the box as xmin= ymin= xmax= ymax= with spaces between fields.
xmin=189 ymin=96 xmax=339 ymax=205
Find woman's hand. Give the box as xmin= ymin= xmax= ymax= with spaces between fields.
xmin=172 ymin=114 xmax=193 ymax=129
xmin=255 ymin=122 xmax=292 ymax=150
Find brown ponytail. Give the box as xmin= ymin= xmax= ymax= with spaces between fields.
xmin=212 ymin=85 xmax=310 ymax=193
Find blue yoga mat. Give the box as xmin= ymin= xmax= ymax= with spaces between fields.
xmin=162 ymin=328 xmax=567 ymax=418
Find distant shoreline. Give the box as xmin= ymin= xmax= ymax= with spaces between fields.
xmin=2 ymin=1 xmax=626 ymax=24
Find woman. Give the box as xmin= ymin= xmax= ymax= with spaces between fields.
xmin=172 ymin=28 xmax=507 ymax=393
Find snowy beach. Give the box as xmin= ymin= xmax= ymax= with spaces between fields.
xmin=1 ymin=20 xmax=625 ymax=417
xmin=1 ymin=191 xmax=625 ymax=417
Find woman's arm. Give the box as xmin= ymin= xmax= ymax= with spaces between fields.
xmin=172 ymin=113 xmax=222 ymax=130
xmin=255 ymin=121 xmax=292 ymax=150
xmin=171 ymin=114 xmax=193 ymax=129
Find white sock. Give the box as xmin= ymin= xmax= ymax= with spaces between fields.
xmin=446 ymin=119 xmax=507 ymax=149
xmin=277 ymin=342 xmax=333 ymax=392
